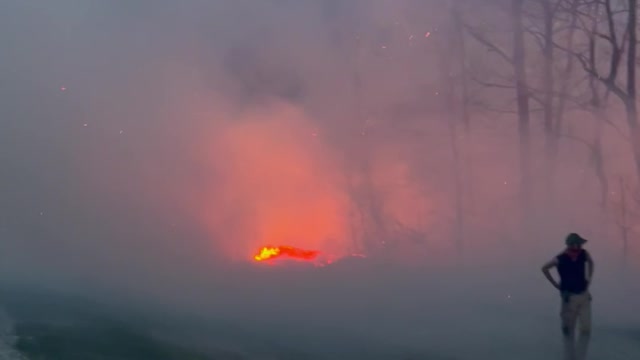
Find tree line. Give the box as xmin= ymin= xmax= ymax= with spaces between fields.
xmin=439 ymin=0 xmax=638 ymax=262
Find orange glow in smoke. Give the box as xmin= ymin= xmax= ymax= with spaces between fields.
xmin=204 ymin=104 xmax=353 ymax=262
xmin=254 ymin=245 xmax=320 ymax=262
xmin=201 ymin=103 xmax=433 ymax=265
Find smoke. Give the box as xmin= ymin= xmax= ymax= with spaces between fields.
xmin=1 ymin=0 xmax=639 ymax=358
xmin=0 ymin=0 xmax=444 ymax=284
xmin=202 ymin=101 xmax=353 ymax=261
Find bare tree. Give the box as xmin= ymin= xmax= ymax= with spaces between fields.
xmin=550 ymin=0 xmax=580 ymax=172
xmin=513 ymin=0 xmax=534 ymax=213
xmin=440 ymin=1 xmax=467 ymax=254
xmin=538 ymin=0 xmax=557 ymax=202
xmin=463 ymin=0 xmax=533 ymax=218
xmin=521 ymin=0 xmax=584 ymax=204
xmin=554 ymin=0 xmax=611 ymax=210
xmin=451 ymin=1 xmax=477 ymax=211
xmin=585 ymin=0 xmax=610 ymax=209
xmin=627 ymin=0 xmax=638 ymax=178
xmin=612 ymin=177 xmax=634 ymax=266
xmin=565 ymin=0 xmax=640 ymax=180
xmin=451 ymin=1 xmax=472 ymax=133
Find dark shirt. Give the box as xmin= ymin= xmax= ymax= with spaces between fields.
xmin=556 ymin=249 xmax=589 ymax=294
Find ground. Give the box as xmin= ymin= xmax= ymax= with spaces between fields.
xmin=0 ymin=275 xmax=637 ymax=359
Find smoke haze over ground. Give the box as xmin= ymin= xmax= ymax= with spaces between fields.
xmin=0 ymin=0 xmax=639 ymax=358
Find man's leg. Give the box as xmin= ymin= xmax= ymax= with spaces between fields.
xmin=575 ymin=292 xmax=592 ymax=360
xmin=561 ymin=295 xmax=579 ymax=360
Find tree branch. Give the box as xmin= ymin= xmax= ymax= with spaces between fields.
xmin=464 ymin=25 xmax=514 ymax=65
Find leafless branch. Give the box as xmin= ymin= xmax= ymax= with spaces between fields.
xmin=553 ymin=41 xmax=627 ymax=100
xmin=464 ymin=25 xmax=513 ymax=65
xmin=471 ymin=77 xmax=515 ymax=90
xmin=559 ymin=132 xmax=595 ymax=150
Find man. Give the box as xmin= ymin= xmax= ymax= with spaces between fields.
xmin=542 ymin=233 xmax=594 ymax=360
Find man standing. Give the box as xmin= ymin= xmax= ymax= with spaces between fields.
xmin=542 ymin=233 xmax=594 ymax=360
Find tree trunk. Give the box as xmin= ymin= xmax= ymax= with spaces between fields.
xmin=445 ymin=98 xmax=465 ymax=255
xmin=452 ymin=1 xmax=476 ymax=211
xmin=552 ymin=0 xmax=579 ymax=159
xmin=542 ymin=0 xmax=555 ymax=205
xmin=512 ymin=0 xmax=532 ymax=217
xmin=550 ymin=0 xmax=580 ymax=214
xmin=626 ymin=0 xmax=640 ymax=181
xmin=619 ymin=177 xmax=629 ymax=267
xmin=452 ymin=3 xmax=471 ymax=133
xmin=587 ymin=3 xmax=609 ymax=210
xmin=348 ymin=39 xmax=388 ymax=255
xmin=443 ymin=9 xmax=465 ymax=255
xmin=592 ymin=106 xmax=609 ymax=209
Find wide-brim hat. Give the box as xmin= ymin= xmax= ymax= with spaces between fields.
xmin=566 ymin=233 xmax=588 ymax=246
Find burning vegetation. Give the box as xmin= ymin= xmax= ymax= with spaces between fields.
xmin=253 ymin=245 xmax=320 ymax=262
xmin=252 ymin=245 xmax=368 ymax=267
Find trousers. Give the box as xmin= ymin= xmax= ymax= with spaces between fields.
xmin=560 ymin=291 xmax=591 ymax=360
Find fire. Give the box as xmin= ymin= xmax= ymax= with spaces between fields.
xmin=254 ymin=245 xmax=320 ymax=262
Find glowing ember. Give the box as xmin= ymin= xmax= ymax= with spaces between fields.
xmin=254 ymin=245 xmax=320 ymax=262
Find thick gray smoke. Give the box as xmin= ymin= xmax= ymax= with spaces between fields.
xmin=0 ymin=0 xmax=638 ymax=359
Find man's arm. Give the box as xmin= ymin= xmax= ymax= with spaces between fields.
xmin=585 ymin=251 xmax=595 ymax=286
xmin=541 ymin=258 xmax=560 ymax=290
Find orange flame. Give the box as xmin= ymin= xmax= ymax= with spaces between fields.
xmin=254 ymin=245 xmax=320 ymax=262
